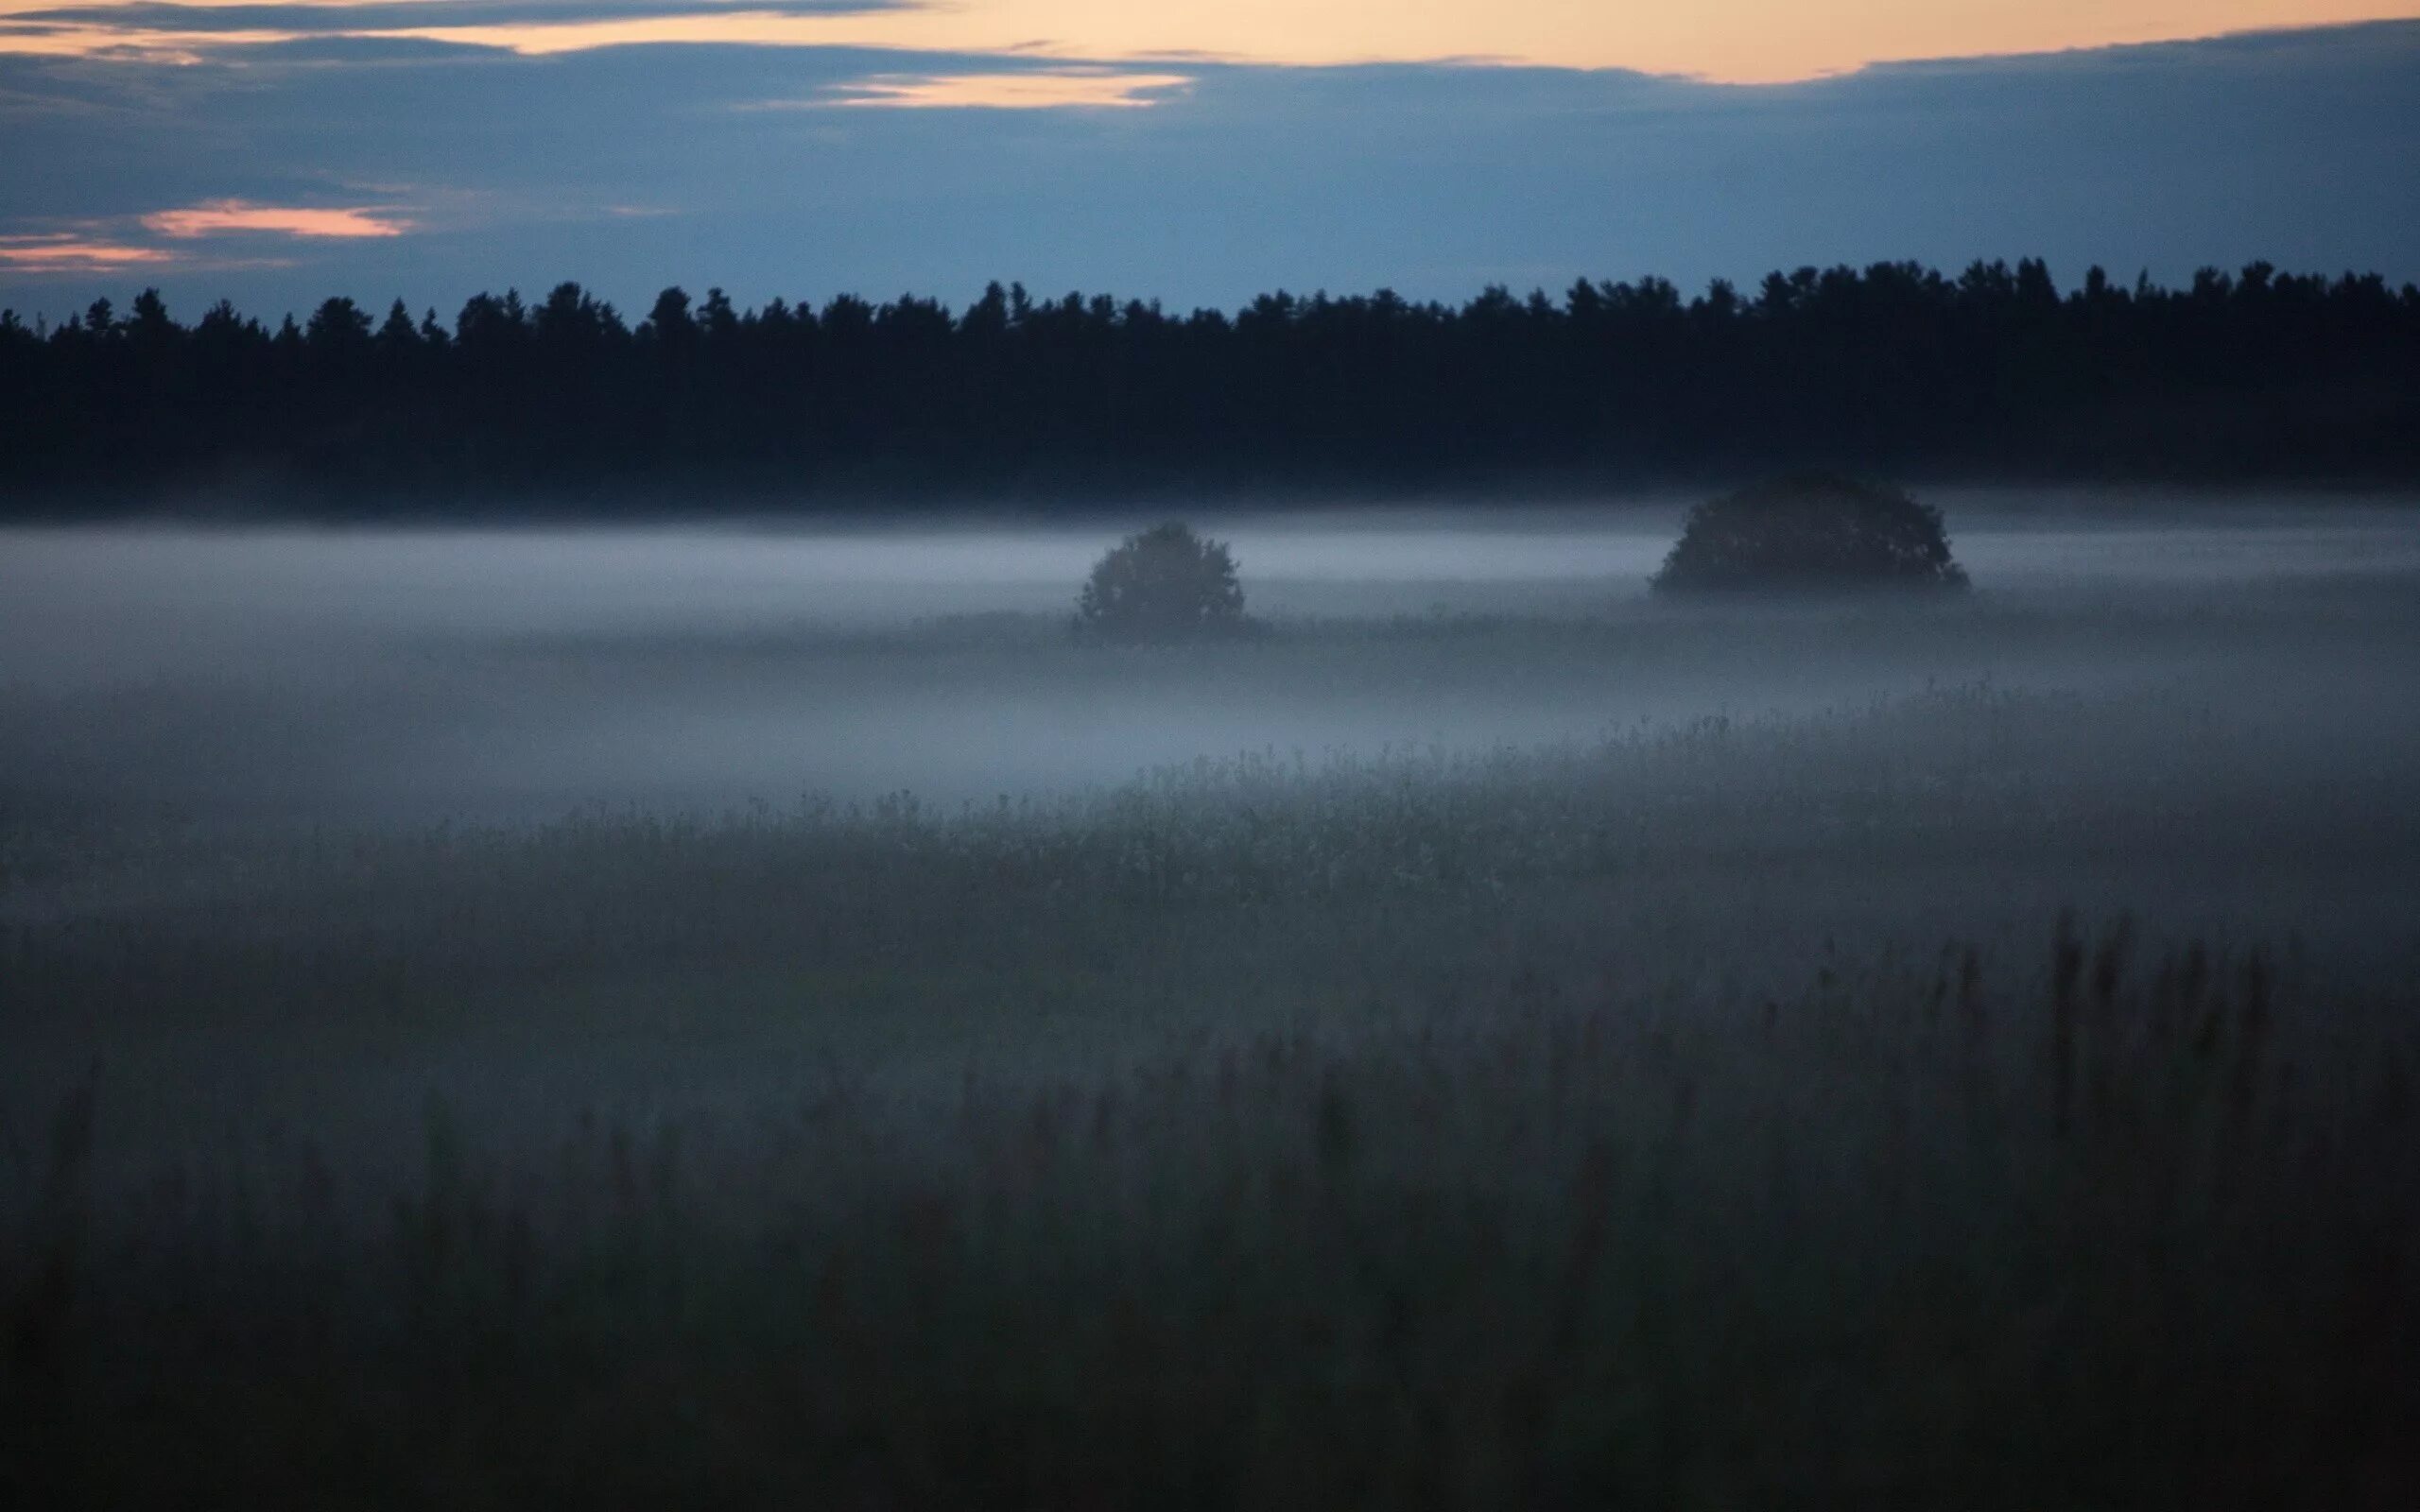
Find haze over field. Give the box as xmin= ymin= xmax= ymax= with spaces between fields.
xmin=7 ymin=489 xmax=2420 ymax=1507
xmin=5 ymin=497 xmax=2417 ymax=821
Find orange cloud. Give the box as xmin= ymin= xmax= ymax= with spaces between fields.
xmin=140 ymin=200 xmax=413 ymax=238
xmin=0 ymin=234 xmax=174 ymax=272
xmin=821 ymin=68 xmax=1192 ymax=109
xmin=3 ymin=2 xmax=2417 ymax=81
xmin=0 ymin=20 xmax=295 ymax=61
xmin=280 ymin=2 xmax=2420 ymax=84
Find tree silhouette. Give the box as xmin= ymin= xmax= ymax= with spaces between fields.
xmin=1653 ymin=473 xmax=1970 ymax=593
xmin=1075 ymin=524 xmax=1248 ymax=642
xmin=305 ymin=298 xmax=372 ymax=354
xmin=0 ymin=260 xmax=2413 ymax=510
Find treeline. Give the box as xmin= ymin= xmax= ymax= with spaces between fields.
xmin=4 ymin=259 xmax=2417 ymax=510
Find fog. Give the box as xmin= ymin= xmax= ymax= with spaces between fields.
xmin=6 ymin=493 xmax=2420 ymax=826
xmin=9 ymin=491 xmax=2420 ymax=1505
xmin=11 ymin=489 xmax=2420 ymax=1174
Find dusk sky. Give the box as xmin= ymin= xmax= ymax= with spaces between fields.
xmin=4 ymin=1 xmax=2417 ymax=319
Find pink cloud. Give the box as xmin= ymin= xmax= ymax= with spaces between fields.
xmin=823 ymin=69 xmax=1195 ymax=110
xmin=141 ymin=200 xmax=413 ymax=240
xmin=0 ymin=235 xmax=175 ymax=273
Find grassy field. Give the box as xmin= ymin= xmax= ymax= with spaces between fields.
xmin=6 ymin=560 xmax=2420 ymax=1505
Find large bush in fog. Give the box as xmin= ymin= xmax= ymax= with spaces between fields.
xmin=1075 ymin=523 xmax=1248 ymax=642
xmin=1652 ymin=473 xmax=1969 ymax=593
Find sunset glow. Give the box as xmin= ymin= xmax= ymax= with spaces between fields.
xmin=2 ymin=1 xmax=2414 ymax=81
xmin=824 ymin=69 xmax=1193 ymax=110
xmin=141 ymin=201 xmax=413 ymax=238
xmin=0 ymin=235 xmax=173 ymax=272
xmin=0 ymin=19 xmax=295 ymax=60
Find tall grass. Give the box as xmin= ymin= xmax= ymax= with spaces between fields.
xmin=6 ymin=928 xmax=2414 ymax=1506
xmin=4 ymin=686 xmax=2418 ymax=1505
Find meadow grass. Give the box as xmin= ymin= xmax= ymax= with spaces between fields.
xmin=4 ymin=681 xmax=2418 ymax=1506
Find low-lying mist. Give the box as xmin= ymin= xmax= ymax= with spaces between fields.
xmin=9 ymin=492 xmax=2420 ymax=1505
xmin=6 ymin=493 xmax=2419 ymax=826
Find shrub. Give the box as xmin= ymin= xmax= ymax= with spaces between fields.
xmin=1074 ymin=522 xmax=1248 ymax=642
xmin=1651 ymin=472 xmax=1970 ymax=593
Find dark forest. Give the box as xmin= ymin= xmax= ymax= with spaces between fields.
xmin=5 ymin=258 xmax=2417 ymax=511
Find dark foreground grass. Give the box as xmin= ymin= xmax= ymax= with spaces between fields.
xmin=4 ymin=687 xmax=2418 ymax=1507
xmin=8 ymin=928 xmax=2417 ymax=1508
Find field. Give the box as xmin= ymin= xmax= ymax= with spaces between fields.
xmin=5 ymin=502 xmax=2419 ymax=1505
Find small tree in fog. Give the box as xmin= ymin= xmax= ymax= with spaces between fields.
xmin=1652 ymin=472 xmax=1969 ymax=593
xmin=1075 ymin=523 xmax=1248 ymax=642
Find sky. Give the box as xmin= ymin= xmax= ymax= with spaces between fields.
xmin=2 ymin=2 xmax=2417 ymax=319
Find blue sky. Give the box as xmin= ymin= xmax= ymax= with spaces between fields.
xmin=3 ymin=14 xmax=2416 ymax=320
